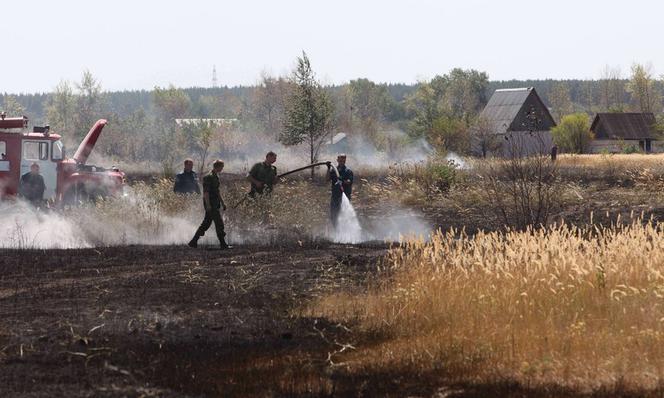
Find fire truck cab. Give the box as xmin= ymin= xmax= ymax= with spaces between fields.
xmin=0 ymin=113 xmax=124 ymax=203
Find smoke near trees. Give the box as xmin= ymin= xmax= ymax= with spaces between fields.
xmin=2 ymin=59 xmax=664 ymax=164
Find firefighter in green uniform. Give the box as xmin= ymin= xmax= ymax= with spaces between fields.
xmin=247 ymin=151 xmax=278 ymax=197
xmin=188 ymin=159 xmax=230 ymax=249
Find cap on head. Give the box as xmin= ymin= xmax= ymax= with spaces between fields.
xmin=212 ymin=159 xmax=224 ymax=170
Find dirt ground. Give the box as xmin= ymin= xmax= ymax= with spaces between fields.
xmin=4 ymin=243 xmax=645 ymax=398
xmin=4 ymin=172 xmax=664 ymax=397
xmin=0 ymin=242 xmax=413 ymax=398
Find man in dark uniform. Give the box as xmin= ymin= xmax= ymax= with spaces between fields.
xmin=247 ymin=151 xmax=277 ymax=197
xmin=188 ymin=159 xmax=229 ymax=249
xmin=328 ymin=154 xmax=353 ymax=228
xmin=19 ymin=162 xmax=46 ymax=207
xmin=173 ymin=159 xmax=200 ymax=194
xmin=551 ymin=145 xmax=558 ymax=162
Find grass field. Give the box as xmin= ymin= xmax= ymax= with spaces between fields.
xmin=3 ymin=153 xmax=664 ymax=396
xmin=308 ymin=219 xmax=664 ymax=395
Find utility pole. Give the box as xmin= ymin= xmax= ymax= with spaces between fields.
xmin=212 ymin=65 xmax=218 ymax=88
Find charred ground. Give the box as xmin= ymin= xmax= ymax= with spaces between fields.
xmin=4 ymin=156 xmax=664 ymax=397
xmin=0 ymin=243 xmax=395 ymax=397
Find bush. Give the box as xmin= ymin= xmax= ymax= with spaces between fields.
xmin=426 ymin=160 xmax=457 ymax=192
xmin=551 ymin=113 xmax=592 ymax=154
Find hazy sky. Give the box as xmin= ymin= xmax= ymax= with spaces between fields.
xmin=3 ymin=0 xmax=663 ymax=93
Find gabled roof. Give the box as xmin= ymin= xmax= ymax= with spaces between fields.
xmin=330 ymin=132 xmax=347 ymax=145
xmin=480 ymin=87 xmax=556 ymax=133
xmin=590 ymin=113 xmax=657 ymax=140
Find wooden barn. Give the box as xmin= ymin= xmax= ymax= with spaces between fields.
xmin=589 ymin=113 xmax=660 ymax=153
xmin=479 ymin=87 xmax=556 ymax=157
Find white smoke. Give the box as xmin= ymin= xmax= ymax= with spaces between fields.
xmin=0 ymin=193 xmax=201 ymax=249
xmin=360 ymin=204 xmax=432 ymax=242
xmin=0 ymin=201 xmax=90 ymax=249
xmin=319 ymin=130 xmax=434 ymax=170
xmin=445 ymin=151 xmax=469 ymax=169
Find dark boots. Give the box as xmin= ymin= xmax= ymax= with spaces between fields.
xmin=188 ymin=234 xmax=231 ymax=250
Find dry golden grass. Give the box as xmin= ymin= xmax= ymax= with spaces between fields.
xmin=308 ymin=220 xmax=664 ymax=393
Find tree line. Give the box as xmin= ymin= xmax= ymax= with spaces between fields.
xmin=2 ymin=59 xmax=664 ymax=167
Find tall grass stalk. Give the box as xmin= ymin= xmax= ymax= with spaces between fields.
xmin=309 ymin=220 xmax=664 ymax=392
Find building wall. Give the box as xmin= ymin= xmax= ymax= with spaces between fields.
xmin=589 ymin=139 xmax=664 ymax=154
xmin=490 ymin=131 xmax=553 ymax=158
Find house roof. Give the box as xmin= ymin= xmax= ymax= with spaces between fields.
xmin=330 ymin=132 xmax=347 ymax=145
xmin=480 ymin=87 xmax=555 ymax=133
xmin=590 ymin=113 xmax=657 ymax=140
xmin=174 ymin=118 xmax=238 ymax=127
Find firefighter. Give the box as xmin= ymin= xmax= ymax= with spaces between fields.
xmin=188 ymin=159 xmax=230 ymax=249
xmin=247 ymin=151 xmax=278 ymax=197
xmin=173 ymin=158 xmax=200 ymax=194
xmin=328 ymin=154 xmax=353 ymax=227
xmin=19 ymin=162 xmax=46 ymax=207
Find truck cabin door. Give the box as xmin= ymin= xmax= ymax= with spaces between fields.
xmin=0 ymin=140 xmax=9 ymax=196
xmin=20 ymin=140 xmax=57 ymax=200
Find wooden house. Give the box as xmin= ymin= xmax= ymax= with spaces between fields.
xmin=589 ymin=113 xmax=659 ymax=153
xmin=479 ymin=87 xmax=556 ymax=157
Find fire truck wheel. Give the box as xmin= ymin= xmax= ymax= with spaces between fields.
xmin=88 ymin=187 xmax=109 ymax=204
xmin=64 ymin=184 xmax=108 ymax=205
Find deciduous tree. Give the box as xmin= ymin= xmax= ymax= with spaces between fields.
xmin=1 ymin=95 xmax=26 ymax=117
xmin=549 ymin=82 xmax=573 ymax=122
xmin=627 ymin=63 xmax=662 ymax=114
xmin=46 ymin=80 xmax=77 ymax=139
xmin=599 ymin=65 xmax=625 ymax=112
xmin=470 ymin=116 xmax=501 ymax=158
xmin=281 ymin=52 xmax=334 ymax=176
xmin=75 ymin=70 xmax=105 ymax=140
xmin=551 ymin=113 xmax=592 ymax=154
xmin=254 ymin=73 xmax=291 ymax=137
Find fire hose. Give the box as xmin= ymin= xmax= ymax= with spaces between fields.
xmin=231 ymin=161 xmax=331 ymax=209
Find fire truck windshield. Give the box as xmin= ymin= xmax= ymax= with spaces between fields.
xmin=52 ymin=140 xmax=64 ymax=160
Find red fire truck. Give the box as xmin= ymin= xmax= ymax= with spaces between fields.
xmin=0 ymin=113 xmax=124 ymax=204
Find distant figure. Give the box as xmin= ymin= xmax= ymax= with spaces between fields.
xmin=1 ymin=153 xmax=6 ymax=160
xmin=188 ymin=160 xmax=229 ymax=250
xmin=328 ymin=154 xmax=353 ymax=228
xmin=247 ymin=151 xmax=277 ymax=197
xmin=19 ymin=162 xmax=46 ymax=207
xmin=173 ymin=159 xmax=200 ymax=194
xmin=551 ymin=145 xmax=558 ymax=162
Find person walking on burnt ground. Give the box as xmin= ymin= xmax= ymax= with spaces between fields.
xmin=247 ymin=151 xmax=278 ymax=198
xmin=188 ymin=159 xmax=230 ymax=250
xmin=551 ymin=144 xmax=558 ymax=162
xmin=173 ymin=158 xmax=200 ymax=194
xmin=328 ymin=154 xmax=353 ymax=228
xmin=19 ymin=162 xmax=46 ymax=208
